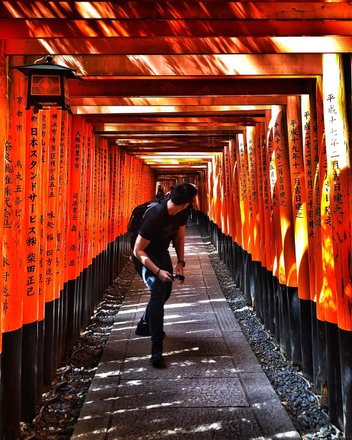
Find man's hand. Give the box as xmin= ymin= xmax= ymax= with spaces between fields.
xmin=174 ymin=261 xmax=185 ymax=284
xmin=157 ymin=269 xmax=173 ymax=283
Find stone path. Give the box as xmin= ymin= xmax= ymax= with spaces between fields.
xmin=72 ymin=225 xmax=300 ymax=440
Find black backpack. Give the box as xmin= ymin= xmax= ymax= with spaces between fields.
xmin=127 ymin=199 xmax=161 ymax=246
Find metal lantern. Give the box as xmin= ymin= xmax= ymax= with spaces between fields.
xmin=13 ymin=55 xmax=78 ymax=112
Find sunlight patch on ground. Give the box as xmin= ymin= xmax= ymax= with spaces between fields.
xmin=235 ymin=306 xmax=251 ymax=312
xmin=110 ymin=401 xmax=183 ymax=414
xmin=164 ymin=302 xmax=199 ymax=309
xmin=72 ymin=427 xmax=107 ymax=437
xmin=164 ymin=319 xmax=203 ymax=326
xmin=267 ymin=432 xmax=303 ymax=439
xmin=199 ymin=298 xmax=227 ymax=303
xmin=162 ymin=422 xmax=223 ymax=435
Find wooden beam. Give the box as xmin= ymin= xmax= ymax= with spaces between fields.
xmin=70 ymin=77 xmax=315 ymax=97
xmin=118 ymin=146 xmax=226 ymax=154
xmin=114 ymin=139 xmax=231 ymax=144
xmin=112 ymin=135 xmax=233 ymax=141
xmin=1 ymin=2 xmax=351 ymax=20
xmin=95 ymin=125 xmax=251 ymax=133
xmin=77 ymin=106 xmax=270 ymax=113
xmin=1 ymin=19 xmax=352 ymax=39
xmin=80 ymin=109 xmax=270 ymax=122
xmin=23 ymin=54 xmax=322 ymax=77
xmin=6 ymin=36 xmax=352 ymax=55
xmin=115 ymin=146 xmax=230 ymax=152
xmin=70 ymin=95 xmax=288 ymax=106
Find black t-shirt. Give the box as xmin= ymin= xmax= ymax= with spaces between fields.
xmin=139 ymin=200 xmax=188 ymax=253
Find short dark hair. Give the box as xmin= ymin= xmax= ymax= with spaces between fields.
xmin=171 ymin=183 xmax=197 ymax=205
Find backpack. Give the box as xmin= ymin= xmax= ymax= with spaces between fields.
xmin=127 ymin=199 xmax=161 ymax=246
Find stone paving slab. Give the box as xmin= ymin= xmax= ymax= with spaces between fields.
xmin=107 ymin=407 xmax=264 ymax=440
xmin=163 ymin=320 xmax=223 ymax=338
xmin=112 ymin=377 xmax=248 ymax=409
xmin=72 ymin=224 xmax=300 ymax=440
xmin=124 ymin=336 xmax=233 ymax=357
xmin=73 ymin=415 xmax=110 ymax=440
xmin=119 ymin=355 xmax=238 ymax=379
xmin=222 ymin=331 xmax=265 ymax=373
xmin=240 ymin=372 xmax=300 ymax=438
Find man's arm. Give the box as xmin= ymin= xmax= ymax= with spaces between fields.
xmin=173 ymin=225 xmax=186 ymax=279
xmin=133 ymin=235 xmax=173 ymax=282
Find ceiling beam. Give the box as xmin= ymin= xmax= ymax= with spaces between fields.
xmin=117 ymin=146 xmax=226 ymax=154
xmin=112 ymin=135 xmax=233 ymax=141
xmin=25 ymin=54 xmax=322 ymax=77
xmin=70 ymin=96 xmax=288 ymax=106
xmin=2 ymin=19 xmax=352 ymax=39
xmin=70 ymin=77 xmax=316 ymax=97
xmin=1 ymin=2 xmax=351 ymax=20
xmin=78 ymin=106 xmax=269 ymax=114
xmin=95 ymin=126 xmax=250 ymax=134
xmin=81 ymin=110 xmax=265 ymax=121
xmin=6 ymin=36 xmax=352 ymax=55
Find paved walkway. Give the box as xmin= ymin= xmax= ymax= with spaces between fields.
xmin=72 ymin=224 xmax=300 ymax=440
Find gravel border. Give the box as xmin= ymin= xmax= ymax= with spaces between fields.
xmin=199 ymin=227 xmax=344 ymax=440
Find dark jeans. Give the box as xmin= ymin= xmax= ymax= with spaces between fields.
xmin=132 ymin=252 xmax=173 ymax=353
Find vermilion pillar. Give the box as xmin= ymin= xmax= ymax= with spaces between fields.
xmin=322 ymin=54 xmax=352 ymax=433
xmin=1 ymin=57 xmax=26 ymax=440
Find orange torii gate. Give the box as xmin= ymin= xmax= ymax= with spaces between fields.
xmin=0 ymin=3 xmax=352 ymax=439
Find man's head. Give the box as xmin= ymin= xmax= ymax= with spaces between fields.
xmin=171 ymin=183 xmax=197 ymax=205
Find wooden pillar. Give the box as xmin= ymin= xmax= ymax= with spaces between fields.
xmin=286 ymin=95 xmax=311 ymax=369
xmin=322 ymin=53 xmax=352 ymax=434
xmin=0 ymin=42 xmax=6 ymax=439
xmin=1 ymin=55 xmax=26 ymax=440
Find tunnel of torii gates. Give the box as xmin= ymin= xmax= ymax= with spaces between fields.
xmin=0 ymin=2 xmax=352 ymax=439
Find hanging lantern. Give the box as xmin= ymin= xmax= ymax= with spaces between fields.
xmin=13 ymin=55 xmax=78 ymax=112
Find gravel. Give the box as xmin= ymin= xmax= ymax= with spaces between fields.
xmin=21 ymin=223 xmax=345 ymax=439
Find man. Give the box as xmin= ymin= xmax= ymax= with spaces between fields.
xmin=155 ymin=184 xmax=165 ymax=200
xmin=164 ymin=186 xmax=174 ymax=200
xmin=132 ymin=183 xmax=198 ymax=368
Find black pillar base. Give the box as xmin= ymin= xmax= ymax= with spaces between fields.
xmin=21 ymin=321 xmax=38 ymax=422
xmin=325 ymin=322 xmax=343 ymax=430
xmin=43 ymin=300 xmax=55 ymax=390
xmin=287 ymin=286 xmax=302 ymax=367
xmin=1 ymin=328 xmax=22 ymax=440
xmin=339 ymin=328 xmax=352 ymax=439
xmin=299 ymin=299 xmax=313 ymax=381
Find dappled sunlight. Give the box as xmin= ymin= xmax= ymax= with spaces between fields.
xmin=72 ymin=427 xmax=108 ymax=438
xmin=163 ymin=314 xmax=184 ymax=320
xmin=272 ymin=36 xmax=348 ymax=53
xmin=171 ymin=295 xmax=208 ymax=302
xmin=111 ymin=401 xmax=184 ymax=414
xmin=164 ymin=318 xmax=207 ymax=326
xmin=199 ymin=298 xmax=227 ymax=304
xmin=77 ymin=2 xmax=105 ymax=19
xmin=106 ymin=319 xmax=131 ymax=326
xmin=105 ymin=53 xmax=291 ymax=76
xmin=116 ymin=307 xmax=141 ymax=315
xmin=164 ymin=302 xmax=204 ymax=310
xmin=181 ymin=328 xmax=218 ymax=335
xmin=111 ymin=324 xmax=135 ymax=332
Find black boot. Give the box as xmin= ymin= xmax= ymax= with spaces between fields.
xmin=150 ymin=352 xmax=166 ymax=368
xmin=150 ymin=343 xmax=166 ymax=368
xmin=135 ymin=320 xmax=150 ymax=336
xmin=135 ymin=320 xmax=166 ymax=338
